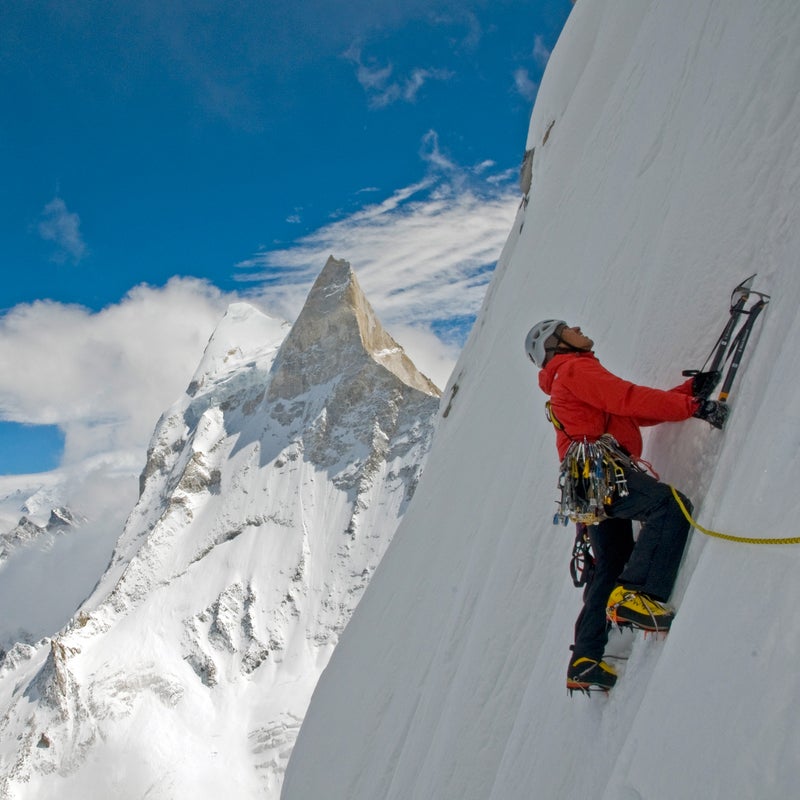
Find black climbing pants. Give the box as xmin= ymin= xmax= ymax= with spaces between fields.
xmin=572 ymin=466 xmax=692 ymax=662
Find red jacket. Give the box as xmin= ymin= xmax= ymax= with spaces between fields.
xmin=538 ymin=351 xmax=699 ymax=460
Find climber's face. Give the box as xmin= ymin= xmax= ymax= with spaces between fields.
xmin=558 ymin=326 xmax=594 ymax=352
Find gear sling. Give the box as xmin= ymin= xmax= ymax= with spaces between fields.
xmin=547 ymin=400 xmax=637 ymax=527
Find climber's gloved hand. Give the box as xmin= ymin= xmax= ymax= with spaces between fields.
xmin=690 ymin=370 xmax=721 ymax=399
xmin=693 ymin=399 xmax=729 ymax=429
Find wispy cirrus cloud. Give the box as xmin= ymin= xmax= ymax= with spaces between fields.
xmin=513 ymin=68 xmax=538 ymax=102
xmin=37 ymin=196 xmax=88 ymax=264
xmin=512 ymin=34 xmax=553 ymax=103
xmin=532 ymin=34 xmax=552 ymax=67
xmin=344 ymin=44 xmax=453 ymax=108
xmin=235 ymin=133 xmax=520 ymax=385
xmin=238 ymin=181 xmax=516 ymax=322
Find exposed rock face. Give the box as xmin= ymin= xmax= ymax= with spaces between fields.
xmin=0 ymin=257 xmax=440 ymax=799
xmin=269 ymin=256 xmax=439 ymax=401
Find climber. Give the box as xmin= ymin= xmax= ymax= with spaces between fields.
xmin=524 ymin=320 xmax=727 ymax=692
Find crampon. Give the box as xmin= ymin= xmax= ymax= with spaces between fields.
xmin=566 ymin=656 xmax=617 ymax=696
xmin=567 ymin=681 xmax=612 ymax=697
xmin=606 ymin=587 xmax=674 ymax=634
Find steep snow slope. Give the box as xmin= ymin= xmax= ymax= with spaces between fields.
xmin=0 ymin=257 xmax=440 ymax=798
xmin=283 ymin=2 xmax=800 ymax=798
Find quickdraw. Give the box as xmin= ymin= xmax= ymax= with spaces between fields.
xmin=553 ymin=434 xmax=633 ymax=526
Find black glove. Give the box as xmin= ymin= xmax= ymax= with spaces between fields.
xmin=693 ymin=399 xmax=729 ymax=429
xmin=690 ymin=370 xmax=721 ymax=399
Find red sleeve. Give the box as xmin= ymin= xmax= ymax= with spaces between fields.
xmin=559 ymin=357 xmax=698 ymax=422
xmin=670 ymin=377 xmax=695 ymax=396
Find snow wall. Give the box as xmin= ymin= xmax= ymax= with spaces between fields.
xmin=283 ymin=1 xmax=800 ymax=798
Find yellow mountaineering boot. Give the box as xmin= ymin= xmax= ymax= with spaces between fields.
xmin=566 ymin=656 xmax=617 ymax=693
xmin=606 ymin=586 xmax=675 ymax=633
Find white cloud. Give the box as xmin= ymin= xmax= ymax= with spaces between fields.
xmin=344 ymin=45 xmax=452 ymax=109
xmin=510 ymin=35 xmax=551 ymax=104
xmin=403 ymin=67 xmax=452 ymax=103
xmin=533 ymin=34 xmax=552 ymax=67
xmin=457 ymin=11 xmax=482 ymax=52
xmin=420 ymin=129 xmax=458 ymax=173
xmin=0 ymin=278 xmax=238 ymax=465
xmin=513 ymin=67 xmax=538 ymax=102
xmin=473 ymin=159 xmax=497 ymax=175
xmin=0 ymin=465 xmax=139 ymax=647
xmin=382 ymin=322 xmax=462 ymax=391
xmin=37 ymin=197 xmax=88 ymax=264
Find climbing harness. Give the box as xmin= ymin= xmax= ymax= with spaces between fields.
xmin=670 ymin=486 xmax=800 ymax=545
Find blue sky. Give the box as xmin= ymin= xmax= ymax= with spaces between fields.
xmin=0 ymin=0 xmax=572 ymax=475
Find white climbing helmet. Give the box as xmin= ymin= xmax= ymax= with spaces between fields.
xmin=524 ymin=319 xmax=567 ymax=368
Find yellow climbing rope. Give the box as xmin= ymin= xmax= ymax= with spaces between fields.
xmin=670 ymin=486 xmax=800 ymax=545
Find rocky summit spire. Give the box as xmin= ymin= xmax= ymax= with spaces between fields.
xmin=268 ymin=256 xmax=440 ymax=401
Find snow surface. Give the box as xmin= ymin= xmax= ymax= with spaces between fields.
xmin=282 ymin=2 xmax=800 ymax=799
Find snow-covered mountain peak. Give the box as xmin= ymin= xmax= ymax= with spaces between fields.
xmin=268 ymin=255 xmax=440 ymax=401
xmin=187 ymin=301 xmax=289 ymax=396
xmin=0 ymin=507 xmax=86 ymax=565
xmin=0 ymin=258 xmax=440 ymax=799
